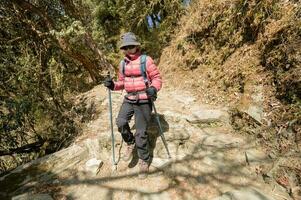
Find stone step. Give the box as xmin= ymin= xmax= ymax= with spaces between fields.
xmin=211 ymin=188 xmax=275 ymax=200
xmin=0 ymin=145 xmax=88 ymax=198
xmin=12 ymin=193 xmax=53 ymax=200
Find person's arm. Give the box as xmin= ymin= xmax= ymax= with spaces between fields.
xmin=113 ymin=62 xmax=125 ymax=91
xmin=146 ymin=56 xmax=162 ymax=91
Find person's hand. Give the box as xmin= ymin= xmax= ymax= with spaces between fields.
xmin=104 ymin=77 xmax=114 ymax=90
xmin=146 ymin=86 xmax=157 ymax=101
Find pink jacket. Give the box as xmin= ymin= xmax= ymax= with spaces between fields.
xmin=113 ymin=53 xmax=162 ymax=101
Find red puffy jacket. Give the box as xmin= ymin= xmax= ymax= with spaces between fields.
xmin=113 ymin=53 xmax=162 ymax=101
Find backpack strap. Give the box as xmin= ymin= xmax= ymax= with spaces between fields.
xmin=140 ymin=54 xmax=149 ymax=86
xmin=120 ymin=60 xmax=126 ymax=75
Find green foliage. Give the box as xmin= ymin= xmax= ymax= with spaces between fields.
xmin=92 ymin=0 xmax=185 ymax=60
xmin=0 ymin=0 xmax=186 ymax=173
xmin=0 ymin=1 xmax=86 ymax=173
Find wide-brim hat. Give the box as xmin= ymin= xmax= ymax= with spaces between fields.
xmin=120 ymin=32 xmax=141 ymax=49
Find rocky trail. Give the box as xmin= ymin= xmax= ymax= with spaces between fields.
xmin=0 ymin=86 xmax=292 ymax=200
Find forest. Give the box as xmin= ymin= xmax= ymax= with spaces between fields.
xmin=0 ymin=0 xmax=185 ymax=173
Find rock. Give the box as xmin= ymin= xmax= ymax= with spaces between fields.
xmin=174 ymin=94 xmax=196 ymax=105
xmin=212 ymin=188 xmax=274 ymax=200
xmin=243 ymin=105 xmax=263 ymax=124
xmin=292 ymin=186 xmax=301 ymax=200
xmin=186 ymin=109 xmax=228 ymax=124
xmin=245 ymin=149 xmax=268 ymax=165
xmin=131 ymin=191 xmax=170 ymax=200
xmin=164 ymin=129 xmax=190 ymax=141
xmin=12 ymin=193 xmax=53 ymax=200
xmin=52 ymin=179 xmax=60 ymax=184
xmin=151 ymin=157 xmax=172 ymax=169
xmin=162 ymin=110 xmax=189 ymax=122
xmin=150 ymin=153 xmax=187 ymax=169
xmin=201 ymin=132 xmax=243 ymax=148
xmin=98 ymin=131 xmax=123 ymax=150
xmin=238 ymin=85 xmax=264 ymax=124
xmin=84 ymin=138 xmax=101 ymax=158
xmin=0 ymin=145 xmax=88 ymax=196
xmin=201 ymin=152 xmax=228 ymax=170
xmin=2 ymin=86 xmax=292 ymax=200
xmin=85 ymin=158 xmax=103 ymax=174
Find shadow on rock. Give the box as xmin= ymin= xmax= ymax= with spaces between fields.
xmin=148 ymin=113 xmax=169 ymax=158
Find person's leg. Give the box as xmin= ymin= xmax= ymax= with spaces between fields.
xmin=116 ymin=102 xmax=135 ymax=145
xmin=133 ymin=103 xmax=152 ymax=162
xmin=116 ymin=102 xmax=136 ymax=161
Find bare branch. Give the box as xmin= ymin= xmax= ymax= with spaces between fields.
xmin=11 ymin=0 xmax=55 ymax=30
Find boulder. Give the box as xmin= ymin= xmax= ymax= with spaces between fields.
xmin=12 ymin=193 xmax=53 ymax=200
xmin=212 ymin=188 xmax=274 ymax=200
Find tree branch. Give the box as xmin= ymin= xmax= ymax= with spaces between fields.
xmin=60 ymin=0 xmax=80 ymax=19
xmin=11 ymin=0 xmax=55 ymax=30
xmin=11 ymin=0 xmax=113 ymax=82
xmin=0 ymin=141 xmax=45 ymax=156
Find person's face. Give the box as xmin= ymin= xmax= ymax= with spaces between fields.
xmin=121 ymin=45 xmax=137 ymax=55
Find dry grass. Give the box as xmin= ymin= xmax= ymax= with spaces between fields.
xmin=159 ymin=0 xmax=301 ymax=196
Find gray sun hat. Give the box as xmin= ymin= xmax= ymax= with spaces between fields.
xmin=120 ymin=32 xmax=141 ymax=49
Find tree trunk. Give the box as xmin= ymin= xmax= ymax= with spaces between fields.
xmin=11 ymin=0 xmax=114 ymax=83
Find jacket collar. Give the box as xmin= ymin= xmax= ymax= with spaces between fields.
xmin=124 ymin=52 xmax=141 ymax=62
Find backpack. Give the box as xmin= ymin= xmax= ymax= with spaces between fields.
xmin=120 ymin=54 xmax=149 ymax=86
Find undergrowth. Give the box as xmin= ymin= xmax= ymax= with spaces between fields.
xmin=160 ymin=0 xmax=301 ymax=197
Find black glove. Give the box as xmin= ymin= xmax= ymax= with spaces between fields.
xmin=146 ymin=86 xmax=157 ymax=100
xmin=104 ymin=77 xmax=114 ymax=90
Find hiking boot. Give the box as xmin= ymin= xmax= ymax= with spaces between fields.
xmin=138 ymin=159 xmax=149 ymax=179
xmin=123 ymin=143 xmax=135 ymax=161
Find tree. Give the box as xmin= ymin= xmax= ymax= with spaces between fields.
xmin=94 ymin=0 xmax=185 ymax=58
xmin=0 ymin=0 xmax=186 ymax=173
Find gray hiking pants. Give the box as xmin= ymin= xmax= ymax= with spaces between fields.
xmin=116 ymin=101 xmax=152 ymax=162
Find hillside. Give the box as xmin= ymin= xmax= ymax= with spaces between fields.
xmin=159 ymin=0 xmax=300 ymax=196
xmin=0 ymin=0 xmax=300 ymax=199
xmin=0 ymin=86 xmax=293 ymax=200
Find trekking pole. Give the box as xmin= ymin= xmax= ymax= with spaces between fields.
xmin=107 ymin=73 xmax=117 ymax=170
xmin=151 ymin=99 xmax=171 ymax=159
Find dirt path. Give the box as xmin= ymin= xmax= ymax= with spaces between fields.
xmin=5 ymin=86 xmax=292 ymax=200
xmin=51 ymin=86 xmax=291 ymax=200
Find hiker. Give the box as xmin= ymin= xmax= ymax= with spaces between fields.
xmin=104 ymin=32 xmax=162 ymax=177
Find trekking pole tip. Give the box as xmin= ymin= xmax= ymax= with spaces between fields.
xmin=112 ymin=164 xmax=118 ymax=172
